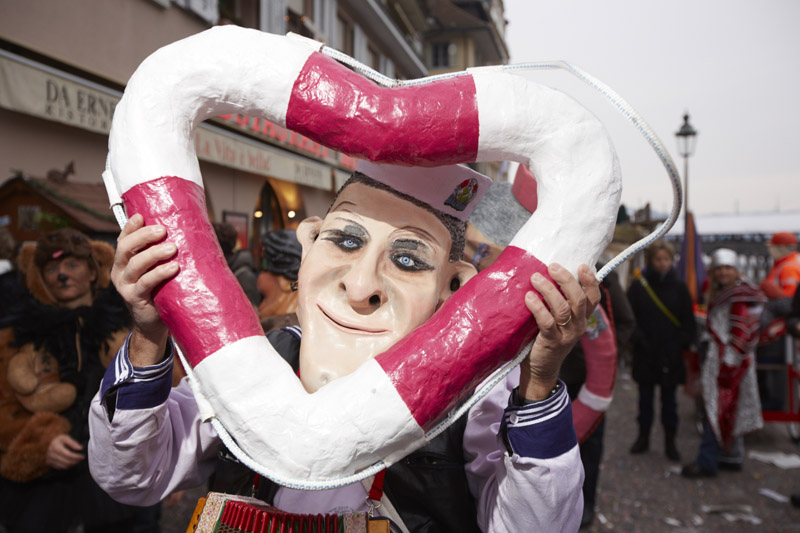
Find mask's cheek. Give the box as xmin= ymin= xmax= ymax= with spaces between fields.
xmin=387 ymin=282 xmax=441 ymax=337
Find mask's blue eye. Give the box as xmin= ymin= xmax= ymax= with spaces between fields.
xmin=322 ymin=230 xmax=364 ymax=252
xmin=392 ymin=253 xmax=433 ymax=272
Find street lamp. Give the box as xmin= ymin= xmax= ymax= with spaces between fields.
xmin=675 ymin=113 xmax=697 ymax=235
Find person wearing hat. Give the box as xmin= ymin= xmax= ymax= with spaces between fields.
xmin=257 ymin=229 xmax=302 ymax=332
xmin=681 ymin=248 xmax=766 ymax=478
xmin=213 ymin=221 xmax=261 ymax=308
xmin=761 ymin=232 xmax=800 ymax=300
xmin=0 ymin=228 xmax=144 ymax=532
xmin=89 ymin=160 xmax=600 ymax=531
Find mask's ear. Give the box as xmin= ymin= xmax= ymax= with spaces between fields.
xmin=296 ymin=216 xmax=323 ymax=261
xmin=438 ymin=260 xmax=478 ymax=309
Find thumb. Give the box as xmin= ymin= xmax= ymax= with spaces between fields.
xmin=63 ymin=435 xmax=84 ymax=451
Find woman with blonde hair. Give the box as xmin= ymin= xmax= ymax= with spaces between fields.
xmin=627 ymin=240 xmax=696 ymax=461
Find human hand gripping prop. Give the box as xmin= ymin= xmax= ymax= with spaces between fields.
xmin=102 ymin=26 xmax=682 ymax=489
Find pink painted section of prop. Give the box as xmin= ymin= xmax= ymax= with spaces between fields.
xmin=377 ymin=245 xmax=546 ymax=429
xmin=582 ymin=318 xmax=617 ymax=399
xmin=123 ymin=176 xmax=264 ymax=366
xmin=286 ymin=52 xmax=479 ymax=166
xmin=512 ymin=164 xmax=538 ymax=214
xmin=572 ymin=308 xmax=617 ymax=442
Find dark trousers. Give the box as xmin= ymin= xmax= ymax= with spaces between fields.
xmin=580 ymin=417 xmax=605 ymax=511
xmin=694 ymin=421 xmax=744 ymax=473
xmin=637 ymin=382 xmax=678 ymax=431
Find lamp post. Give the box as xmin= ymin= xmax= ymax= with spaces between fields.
xmin=675 ymin=113 xmax=698 ymax=236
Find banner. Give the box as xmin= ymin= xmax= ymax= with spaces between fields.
xmin=677 ymin=211 xmax=708 ymax=303
xmin=0 ymin=53 xmax=119 ymax=134
xmin=195 ymin=127 xmax=332 ymax=190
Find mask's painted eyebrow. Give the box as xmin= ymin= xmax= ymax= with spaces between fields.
xmin=392 ymin=239 xmax=429 ymax=252
xmin=332 ymin=218 xmax=368 ymax=238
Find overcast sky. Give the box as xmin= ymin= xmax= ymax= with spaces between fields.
xmin=503 ymin=0 xmax=800 ymax=217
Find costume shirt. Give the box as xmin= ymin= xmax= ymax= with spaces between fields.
xmin=88 ymin=333 xmax=584 ymax=532
xmin=702 ymin=278 xmax=766 ymax=448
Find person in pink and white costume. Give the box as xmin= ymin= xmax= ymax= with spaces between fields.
xmin=89 ymin=160 xmax=600 ymax=532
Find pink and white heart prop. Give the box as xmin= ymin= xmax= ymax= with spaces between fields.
xmin=105 ymin=26 xmax=622 ymax=488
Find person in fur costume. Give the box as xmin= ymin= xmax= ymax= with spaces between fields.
xmin=0 ymin=228 xmax=140 ymax=532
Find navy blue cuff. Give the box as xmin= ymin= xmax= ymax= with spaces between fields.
xmin=501 ymin=379 xmax=577 ymax=459
xmin=101 ymin=333 xmax=174 ymax=421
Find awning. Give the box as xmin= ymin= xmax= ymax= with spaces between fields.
xmin=0 ymin=49 xmax=341 ymax=191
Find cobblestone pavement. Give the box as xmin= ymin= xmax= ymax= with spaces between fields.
xmin=160 ymin=367 xmax=800 ymax=532
xmin=586 ymin=370 xmax=800 ymax=533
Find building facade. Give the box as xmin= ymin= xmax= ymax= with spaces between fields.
xmin=0 ymin=0 xmax=509 ymax=260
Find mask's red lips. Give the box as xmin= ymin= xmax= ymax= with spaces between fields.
xmin=318 ymin=305 xmax=389 ymax=335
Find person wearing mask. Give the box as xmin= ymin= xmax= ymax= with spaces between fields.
xmin=682 ymin=248 xmax=766 ymax=477
xmin=89 ymin=161 xmax=600 ymax=532
xmin=627 ymin=240 xmax=696 ymax=461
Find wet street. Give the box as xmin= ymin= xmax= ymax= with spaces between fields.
xmin=160 ymin=367 xmax=800 ymax=532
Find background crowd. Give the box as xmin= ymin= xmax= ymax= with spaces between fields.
xmin=1 ymin=220 xmax=799 ymax=532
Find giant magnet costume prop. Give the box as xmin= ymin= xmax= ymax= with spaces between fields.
xmin=103 ymin=26 xmax=626 ymax=489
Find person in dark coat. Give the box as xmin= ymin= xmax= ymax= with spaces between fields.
xmin=627 ymin=240 xmax=696 ymax=460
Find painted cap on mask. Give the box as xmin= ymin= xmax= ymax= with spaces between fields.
xmin=469 ymin=164 xmax=538 ymax=247
xmin=355 ymin=160 xmax=492 ymax=223
xmin=710 ymin=248 xmax=738 ymax=269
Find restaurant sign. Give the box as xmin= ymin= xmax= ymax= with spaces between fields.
xmin=0 ymin=53 xmax=119 ymax=135
xmin=195 ymin=127 xmax=333 ymax=191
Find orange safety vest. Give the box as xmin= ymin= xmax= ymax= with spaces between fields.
xmin=761 ymin=251 xmax=800 ymax=298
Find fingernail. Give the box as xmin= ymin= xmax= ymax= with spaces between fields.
xmin=550 ymin=264 xmax=562 ymax=273
xmin=153 ymin=226 xmax=166 ymax=236
xmin=164 ymin=243 xmax=177 ymax=253
xmin=532 ymin=273 xmax=545 ymax=283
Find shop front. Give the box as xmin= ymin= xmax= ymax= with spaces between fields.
xmin=0 ymin=48 xmax=357 ymax=262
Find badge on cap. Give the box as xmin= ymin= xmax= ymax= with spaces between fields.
xmin=444 ymin=179 xmax=479 ymax=212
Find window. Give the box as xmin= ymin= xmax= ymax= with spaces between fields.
xmin=336 ymin=15 xmax=354 ymax=55
xmin=432 ymin=41 xmax=450 ymax=68
xmin=367 ymin=46 xmax=380 ymax=71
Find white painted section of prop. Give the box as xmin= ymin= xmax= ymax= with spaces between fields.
xmin=576 ymin=385 xmax=613 ymax=412
xmin=109 ymin=27 xmax=321 ymax=195
xmin=192 ymin=335 xmax=427 ymax=480
xmin=471 ymin=70 xmax=622 ymax=275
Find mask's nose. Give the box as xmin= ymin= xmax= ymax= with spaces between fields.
xmin=340 ymin=254 xmax=387 ymax=314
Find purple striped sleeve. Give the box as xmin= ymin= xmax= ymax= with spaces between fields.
xmin=100 ymin=332 xmax=175 ymax=419
xmin=501 ymin=379 xmax=577 ymax=459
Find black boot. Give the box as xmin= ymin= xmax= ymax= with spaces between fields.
xmin=629 ymin=429 xmax=650 ymax=454
xmin=665 ymin=429 xmax=680 ymax=461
